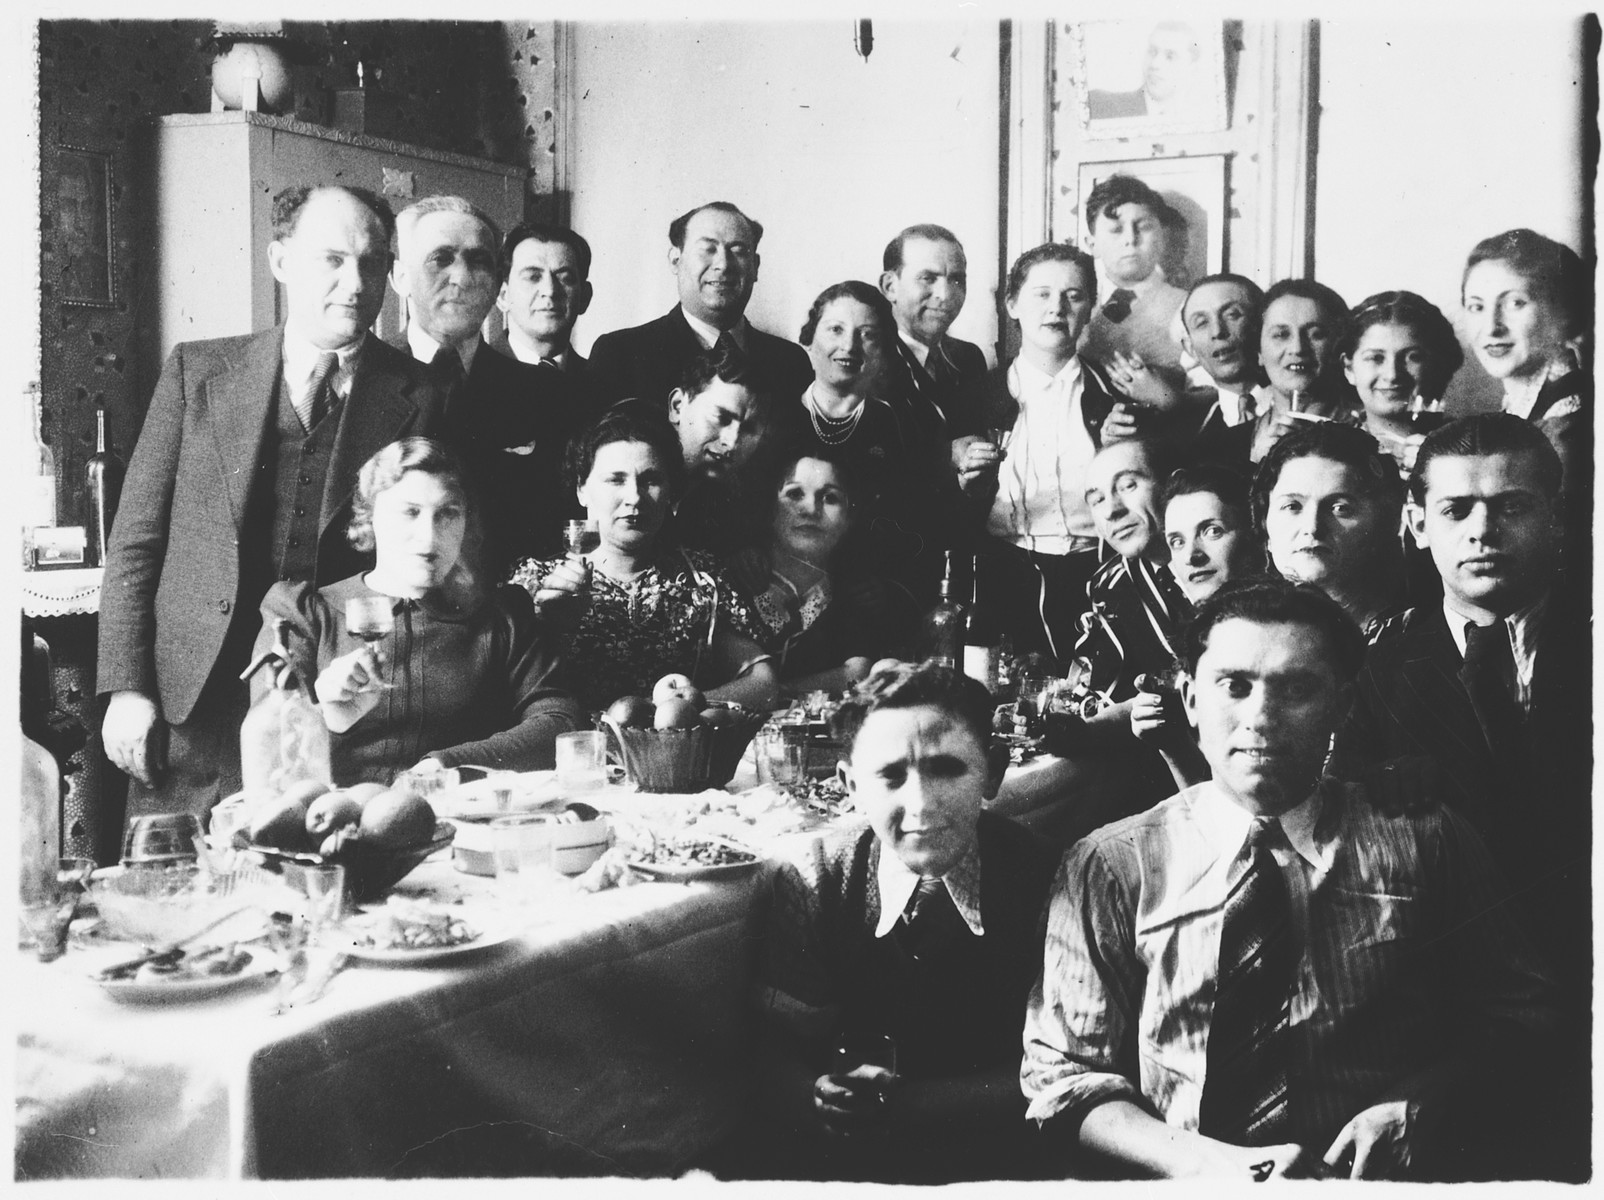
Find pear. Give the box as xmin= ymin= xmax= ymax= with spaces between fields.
xmin=358 ymin=790 xmax=437 ymax=850
xmin=249 ymin=781 xmax=324 ymax=852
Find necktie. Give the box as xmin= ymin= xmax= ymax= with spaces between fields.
xmin=431 ymin=345 xmax=465 ymax=388
xmin=925 ymin=344 xmax=956 ymax=391
xmin=296 ymin=351 xmax=338 ymax=431
xmin=1461 ymin=621 xmax=1526 ymax=761
xmin=1235 ymin=391 xmax=1260 ymax=426
xmin=714 ymin=330 xmax=747 ymax=376
xmin=1199 ymin=817 xmax=1295 ymax=1146
xmin=899 ymin=875 xmax=959 ymax=962
xmin=1103 ymin=288 xmax=1137 ymax=324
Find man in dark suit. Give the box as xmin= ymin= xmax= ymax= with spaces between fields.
xmin=99 ymin=184 xmax=447 ymax=822
xmin=1179 ymin=273 xmax=1267 ymax=466
xmin=389 ymin=196 xmax=581 ymax=572
xmin=495 ymin=222 xmax=593 ymax=376
xmin=877 ymin=224 xmax=987 ymax=445
xmin=585 ymin=201 xmax=811 ymax=418
xmin=1334 ymin=412 xmax=1589 ymax=1178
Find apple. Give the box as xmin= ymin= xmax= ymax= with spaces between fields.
xmin=700 ymin=705 xmax=737 ymax=729
xmin=358 ymin=789 xmax=437 ymax=849
xmin=305 ymin=791 xmax=364 ymax=839
xmin=654 ymin=696 xmax=704 ymax=730
xmin=606 ymin=695 xmax=655 ymax=729
xmin=652 ymin=673 xmax=705 ymax=710
xmin=347 ymin=781 xmax=389 ymax=805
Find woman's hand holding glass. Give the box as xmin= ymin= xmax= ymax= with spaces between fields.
xmin=951 ymin=434 xmax=1003 ymax=493
xmin=532 ymin=558 xmax=591 ymax=632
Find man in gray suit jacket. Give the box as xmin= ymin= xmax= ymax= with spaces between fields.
xmin=98 ymin=184 xmax=447 ymax=822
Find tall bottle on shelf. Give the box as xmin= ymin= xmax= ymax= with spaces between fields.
xmin=84 ymin=407 xmax=125 ymax=567
xmin=962 ymin=553 xmax=1001 ymax=690
xmin=918 ymin=550 xmax=966 ymax=669
xmin=23 ymin=384 xmax=56 ymax=565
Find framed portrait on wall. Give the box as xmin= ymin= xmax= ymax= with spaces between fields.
xmin=1077 ymin=155 xmax=1228 ymax=292
xmin=1070 ymin=19 xmax=1229 ymax=138
xmin=56 ymin=147 xmax=116 ymax=308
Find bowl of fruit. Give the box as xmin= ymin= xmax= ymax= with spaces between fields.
xmin=236 ymin=778 xmax=453 ymax=901
xmin=602 ymin=675 xmax=767 ymax=792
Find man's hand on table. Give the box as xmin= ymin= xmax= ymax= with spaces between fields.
xmin=1322 ymin=1100 xmax=1416 ymax=1179
xmin=814 ymin=1066 xmax=897 ymax=1137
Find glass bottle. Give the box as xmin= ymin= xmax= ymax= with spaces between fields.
xmin=84 ymin=407 xmax=125 ymax=567
xmin=962 ymin=553 xmax=1000 ymax=690
xmin=24 ymin=383 xmax=56 ymax=544
xmin=918 ymin=551 xmax=966 ymax=669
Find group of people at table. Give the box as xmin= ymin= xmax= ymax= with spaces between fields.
xmin=91 ymin=174 xmax=1588 ymax=1181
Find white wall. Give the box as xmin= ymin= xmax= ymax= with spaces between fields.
xmin=1313 ymin=18 xmax=1589 ymax=411
xmin=566 ymin=19 xmax=1002 ymax=363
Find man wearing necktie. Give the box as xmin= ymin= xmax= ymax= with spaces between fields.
xmin=751 ymin=661 xmax=1057 ymax=1182
xmin=99 ymin=185 xmax=447 ymax=825
xmin=1023 ymin=577 xmax=1560 ymax=1180
xmin=1079 ymin=175 xmax=1196 ymax=417
xmin=495 ymin=223 xmax=594 ymax=375
xmin=585 ymin=201 xmax=811 ymax=419
xmin=1180 ymin=274 xmax=1269 ymax=467
xmin=1337 ymin=415 xmax=1589 ymax=1175
xmin=389 ymin=196 xmax=581 ymax=572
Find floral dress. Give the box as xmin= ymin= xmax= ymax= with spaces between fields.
xmin=509 ymin=547 xmax=769 ymax=712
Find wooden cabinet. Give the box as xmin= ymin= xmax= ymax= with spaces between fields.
xmin=153 ymin=112 xmax=526 ymax=358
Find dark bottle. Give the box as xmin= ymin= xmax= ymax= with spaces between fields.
xmin=962 ymin=553 xmax=1001 ymax=690
xmin=918 ymin=551 xmax=966 ymax=669
xmin=84 ymin=407 xmax=124 ymax=567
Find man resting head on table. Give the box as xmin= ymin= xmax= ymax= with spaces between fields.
xmin=746 ymin=660 xmax=1058 ymax=1183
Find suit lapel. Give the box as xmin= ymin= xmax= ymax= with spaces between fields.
xmin=321 ymin=338 xmax=422 ymax=535
xmin=205 ymin=328 xmax=283 ymax=530
xmin=1395 ymin=609 xmax=1493 ymax=763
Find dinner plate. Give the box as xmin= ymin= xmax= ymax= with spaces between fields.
xmin=627 ymin=854 xmax=761 ymax=883
xmin=338 ymin=920 xmax=521 ymax=965
xmin=431 ymin=772 xmax=566 ymax=820
xmin=97 ymin=948 xmax=280 ymax=1003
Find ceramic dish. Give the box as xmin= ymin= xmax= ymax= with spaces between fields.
xmin=97 ymin=948 xmax=279 ymax=1003
xmin=338 ymin=923 xmax=521 ymax=965
xmin=627 ymin=853 xmax=761 ymax=883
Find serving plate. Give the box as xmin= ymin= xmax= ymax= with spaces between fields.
xmin=97 ymin=948 xmax=280 ymax=1003
xmin=627 ymin=853 xmax=761 ymax=883
xmin=338 ymin=918 xmax=521 ymax=965
xmin=431 ymin=772 xmax=566 ymax=820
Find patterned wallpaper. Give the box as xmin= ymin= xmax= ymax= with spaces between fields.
xmin=37 ymin=18 xmax=558 ymax=524
xmin=34 ymin=19 xmax=557 ymax=859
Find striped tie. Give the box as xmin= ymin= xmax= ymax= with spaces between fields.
xmin=1199 ymin=817 xmax=1294 ymax=1145
xmin=296 ymin=351 xmax=338 ymax=431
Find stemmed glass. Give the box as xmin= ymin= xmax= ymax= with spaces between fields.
xmin=344 ymin=595 xmax=394 ymax=691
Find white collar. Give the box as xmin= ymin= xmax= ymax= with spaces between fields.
xmin=898 ymin=328 xmax=938 ymax=368
xmin=505 ymin=326 xmax=572 ymax=368
xmin=407 ymin=324 xmax=481 ymax=375
xmin=874 ymin=838 xmax=984 ymax=938
xmin=1443 ymin=592 xmax=1548 ymax=658
xmin=282 ymin=329 xmax=364 ymax=389
xmin=681 ymin=308 xmax=747 ymax=352
xmin=1012 ymin=354 xmax=1083 ymax=394
xmin=1197 ymin=781 xmax=1326 ymax=871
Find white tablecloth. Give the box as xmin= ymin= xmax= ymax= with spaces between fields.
xmin=16 ymin=858 xmax=760 ymax=1179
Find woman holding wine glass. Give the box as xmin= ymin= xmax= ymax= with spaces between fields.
xmin=252 ymin=437 xmax=584 ymax=784
xmin=510 ymin=409 xmax=779 ymax=713
xmin=1340 ymin=291 xmax=1464 ymax=477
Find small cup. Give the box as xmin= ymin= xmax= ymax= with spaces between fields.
xmin=122 ymin=813 xmax=203 ymax=867
xmin=490 ymin=814 xmax=561 ymax=905
xmin=18 ymin=857 xmax=96 ymax=962
xmin=756 ymin=726 xmax=806 ymax=789
xmin=284 ymin=861 xmax=346 ymax=944
xmin=555 ymin=730 xmax=608 ymax=796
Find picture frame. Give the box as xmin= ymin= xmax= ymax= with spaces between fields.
xmin=1076 ymin=154 xmax=1228 ymax=292
xmin=1070 ymin=19 xmax=1229 ymax=138
xmin=55 ymin=146 xmax=117 ymax=308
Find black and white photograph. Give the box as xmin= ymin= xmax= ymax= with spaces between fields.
xmin=12 ymin=3 xmax=1596 ymax=1189
xmin=1073 ymin=18 xmax=1230 ymax=137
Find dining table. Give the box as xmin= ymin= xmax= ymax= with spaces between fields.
xmin=14 ymin=748 xmax=1112 ymax=1181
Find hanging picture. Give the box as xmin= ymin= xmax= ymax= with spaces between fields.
xmin=1076 ymin=155 xmax=1228 ymax=292
xmin=1071 ymin=19 xmax=1229 ymax=138
xmin=56 ymin=147 xmax=117 ymax=307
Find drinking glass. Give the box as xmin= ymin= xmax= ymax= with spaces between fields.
xmin=987 ymin=426 xmax=1014 ymax=453
xmin=344 ymin=595 xmax=394 ymax=690
xmin=122 ymin=812 xmax=203 ymax=867
xmin=555 ymin=730 xmax=608 ymax=795
xmin=288 ymin=861 xmax=346 ymax=945
xmin=833 ymin=1031 xmax=898 ymax=1107
xmin=19 ymin=857 xmax=96 ymax=962
xmin=491 ymin=814 xmax=561 ymax=908
xmin=756 ymin=725 xmax=806 ymax=789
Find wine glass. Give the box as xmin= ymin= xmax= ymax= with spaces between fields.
xmin=344 ymin=595 xmax=394 ymax=691
xmin=833 ymin=1031 xmax=898 ymax=1108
